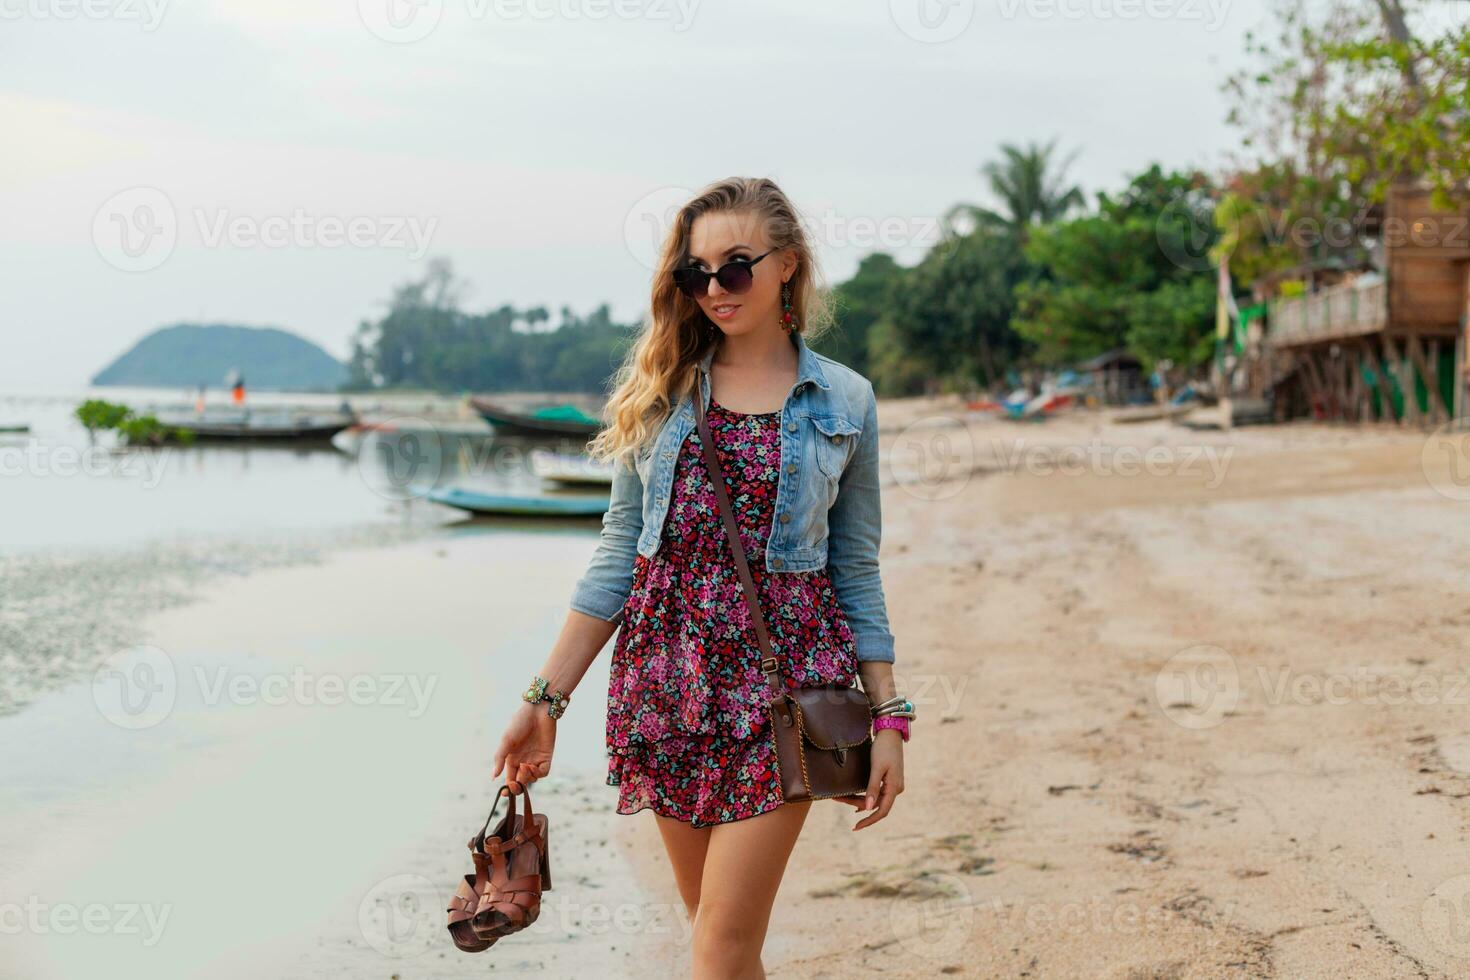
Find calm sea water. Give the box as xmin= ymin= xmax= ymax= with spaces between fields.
xmin=0 ymin=386 xmax=608 ymax=553
xmin=0 ymin=386 xmax=641 ymax=978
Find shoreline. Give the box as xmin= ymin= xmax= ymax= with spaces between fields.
xmin=0 ymin=519 xmax=442 ymax=718
xmin=1 ymin=527 xmax=662 ymax=979
xmin=9 ymin=396 xmax=1470 ymax=976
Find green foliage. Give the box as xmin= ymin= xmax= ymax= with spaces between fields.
xmin=74 ymin=400 xmax=194 ymax=446
xmin=346 ymin=258 xmax=637 ymax=394
xmin=821 ymin=253 xmax=907 ymax=379
xmin=880 ymin=225 xmax=1034 ymax=392
xmin=1125 ymin=278 xmax=1219 ymax=369
xmin=1014 ymin=167 xmax=1219 ymax=370
xmin=943 ymin=138 xmax=1086 ymax=238
xmin=75 ymin=399 xmax=131 ymax=433
xmin=1222 ymin=0 xmax=1468 ymax=238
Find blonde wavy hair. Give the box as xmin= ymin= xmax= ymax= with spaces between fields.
xmin=586 ymin=176 xmax=833 ymax=466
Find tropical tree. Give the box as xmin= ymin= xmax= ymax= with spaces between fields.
xmin=821 ymin=253 xmax=907 ymax=379
xmin=1223 ymin=0 xmax=1468 ymax=218
xmin=345 ymin=258 xmax=637 ymax=393
xmin=1013 ymin=167 xmax=1219 ymax=370
xmin=879 ymin=224 xmax=1034 ymax=392
xmin=943 ymin=139 xmax=1086 ymax=241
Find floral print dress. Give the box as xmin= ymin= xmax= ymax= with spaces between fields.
xmin=605 ymin=395 xmax=860 ymax=828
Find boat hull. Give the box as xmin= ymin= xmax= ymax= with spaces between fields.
xmin=426 ymin=486 xmax=609 ymax=517
xmin=469 ymin=398 xmax=601 ymax=436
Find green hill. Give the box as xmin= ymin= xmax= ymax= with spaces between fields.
xmin=93 ymin=324 xmax=348 ymax=392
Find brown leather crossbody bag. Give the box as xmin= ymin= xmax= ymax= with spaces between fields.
xmin=693 ymin=390 xmax=872 ymax=804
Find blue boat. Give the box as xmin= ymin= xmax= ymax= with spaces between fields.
xmin=427 ymin=486 xmax=609 ymax=517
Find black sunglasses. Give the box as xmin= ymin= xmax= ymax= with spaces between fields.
xmin=671 ymin=248 xmax=774 ymax=298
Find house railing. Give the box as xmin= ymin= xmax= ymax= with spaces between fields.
xmin=1267 ymin=279 xmax=1388 ymax=346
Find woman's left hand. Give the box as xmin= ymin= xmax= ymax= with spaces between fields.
xmin=841 ymin=729 xmax=904 ymax=830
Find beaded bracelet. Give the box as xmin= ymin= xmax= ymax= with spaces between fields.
xmin=873 ymin=716 xmax=911 ymax=742
xmin=522 ymin=675 xmax=571 ymax=719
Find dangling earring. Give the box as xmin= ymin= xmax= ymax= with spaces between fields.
xmin=780 ymin=281 xmax=797 ymax=334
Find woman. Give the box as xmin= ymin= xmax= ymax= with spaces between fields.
xmin=491 ymin=176 xmax=909 ymax=977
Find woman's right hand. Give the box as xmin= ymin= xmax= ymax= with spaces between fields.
xmin=492 ymin=701 xmax=558 ymax=792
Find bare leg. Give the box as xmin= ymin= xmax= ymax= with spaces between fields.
xmin=655 ymin=811 xmax=712 ymax=921
xmin=691 ymin=800 xmax=811 ymax=980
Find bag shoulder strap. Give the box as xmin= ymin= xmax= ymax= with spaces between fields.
xmin=693 ymin=386 xmax=786 ymax=700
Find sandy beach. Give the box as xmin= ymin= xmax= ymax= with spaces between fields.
xmin=7 ymin=398 xmax=1470 ymax=978
xmin=644 ymin=398 xmax=1469 ymax=978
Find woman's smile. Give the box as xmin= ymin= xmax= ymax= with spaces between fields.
xmin=711 ymin=302 xmax=741 ymax=320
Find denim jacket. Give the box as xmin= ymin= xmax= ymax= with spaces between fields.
xmin=569 ymin=330 xmax=897 ymax=664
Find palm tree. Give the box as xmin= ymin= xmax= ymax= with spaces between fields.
xmin=944 ymin=139 xmax=1086 ymax=240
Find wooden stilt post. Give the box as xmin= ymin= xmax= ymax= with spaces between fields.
xmin=1406 ymin=334 xmax=1447 ymax=425
xmin=1457 ymin=330 xmax=1467 ymax=421
xmin=1430 ymin=338 xmax=1443 ymax=423
xmin=1385 ymin=336 xmax=1414 ymax=426
xmin=1299 ymin=350 xmax=1327 ymax=419
xmin=1362 ymin=342 xmax=1393 ymax=423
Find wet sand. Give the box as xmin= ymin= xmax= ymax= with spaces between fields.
xmin=0 ymin=529 xmax=668 ymax=979
xmin=8 ymin=399 xmax=1470 ymax=977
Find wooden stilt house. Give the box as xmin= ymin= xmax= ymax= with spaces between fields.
xmin=1264 ymin=181 xmax=1470 ymax=425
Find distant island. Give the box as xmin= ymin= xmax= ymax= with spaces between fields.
xmin=93 ymin=324 xmax=348 ymax=392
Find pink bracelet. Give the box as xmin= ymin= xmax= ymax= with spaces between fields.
xmin=873 ymin=716 xmax=910 ymax=742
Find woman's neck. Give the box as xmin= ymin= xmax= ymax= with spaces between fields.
xmin=711 ymin=329 xmax=796 ymax=374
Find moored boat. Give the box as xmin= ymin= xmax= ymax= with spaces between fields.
xmin=153 ymin=407 xmax=357 ymax=442
xmin=426 ymin=485 xmax=610 ymax=517
xmin=469 ymin=398 xmax=602 ymax=437
xmin=528 ymin=447 xmax=614 ymax=486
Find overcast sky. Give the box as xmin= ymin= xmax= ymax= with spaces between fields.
xmin=3 ymin=0 xmax=1281 ymax=390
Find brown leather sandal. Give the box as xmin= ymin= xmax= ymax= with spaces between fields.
xmin=469 ymin=783 xmax=551 ymax=942
xmin=446 ymin=871 xmax=493 ymax=952
xmin=447 ymin=786 xmax=516 ymax=953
